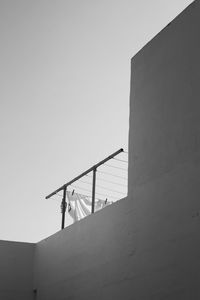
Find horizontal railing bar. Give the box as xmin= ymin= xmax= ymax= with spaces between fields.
xmin=46 ymin=148 xmax=124 ymax=199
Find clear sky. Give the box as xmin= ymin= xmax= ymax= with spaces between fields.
xmin=0 ymin=0 xmax=193 ymax=242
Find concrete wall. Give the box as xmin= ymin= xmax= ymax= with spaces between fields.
xmin=34 ymin=197 xmax=138 ymax=299
xmin=128 ymin=0 xmax=200 ymax=298
xmin=0 ymin=240 xmax=35 ymax=300
xmin=34 ymin=1 xmax=200 ymax=299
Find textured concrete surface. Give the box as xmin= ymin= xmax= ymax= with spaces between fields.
xmin=0 ymin=240 xmax=35 ymax=300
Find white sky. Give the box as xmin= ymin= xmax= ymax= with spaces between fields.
xmin=0 ymin=0 xmax=193 ymax=242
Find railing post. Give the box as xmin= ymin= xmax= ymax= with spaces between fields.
xmin=91 ymin=168 xmax=96 ymax=213
xmin=46 ymin=149 xmax=124 ymax=225
xmin=61 ymin=186 xmax=67 ymax=229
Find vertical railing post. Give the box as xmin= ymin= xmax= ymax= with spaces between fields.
xmin=61 ymin=186 xmax=67 ymax=229
xmin=91 ymin=168 xmax=96 ymax=213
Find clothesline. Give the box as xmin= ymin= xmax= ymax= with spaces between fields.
xmin=66 ymin=190 xmax=113 ymax=223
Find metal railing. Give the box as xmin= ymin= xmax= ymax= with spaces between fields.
xmin=46 ymin=148 xmax=127 ymax=229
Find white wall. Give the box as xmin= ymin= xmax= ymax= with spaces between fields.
xmin=0 ymin=240 xmax=35 ymax=300
xmin=34 ymin=0 xmax=200 ymax=299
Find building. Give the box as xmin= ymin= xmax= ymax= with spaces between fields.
xmin=1 ymin=1 xmax=200 ymax=299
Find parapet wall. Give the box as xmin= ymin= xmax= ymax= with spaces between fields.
xmin=33 ymin=196 xmax=137 ymax=299
xmin=0 ymin=240 xmax=35 ymax=300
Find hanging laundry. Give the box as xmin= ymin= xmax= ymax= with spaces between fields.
xmin=66 ymin=191 xmax=112 ymax=223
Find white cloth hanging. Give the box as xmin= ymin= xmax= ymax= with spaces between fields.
xmin=66 ymin=191 xmax=112 ymax=223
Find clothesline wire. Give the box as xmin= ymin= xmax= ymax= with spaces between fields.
xmin=78 ymin=179 xmax=92 ymax=185
xmin=71 ymin=184 xmax=118 ymax=199
xmin=51 ymin=175 xmax=127 ymax=199
xmin=74 ymin=192 xmax=106 ymax=202
xmin=67 ymin=189 xmax=105 ymax=202
xmin=122 ymin=150 xmax=128 ymax=154
xmin=95 ymin=192 xmax=118 ymax=199
xmin=78 ymin=179 xmax=126 ymax=193
xmin=57 ymin=180 xmax=123 ymax=194
xmin=96 ymin=184 xmax=125 ymax=194
xmin=97 ymin=170 xmax=127 ymax=180
xmin=103 ymin=163 xmax=127 ymax=171
xmin=97 ymin=177 xmax=127 ymax=187
xmin=71 ymin=185 xmax=91 ymax=193
xmin=86 ymin=172 xmax=127 ymax=180
xmin=85 ymin=176 xmax=127 ymax=187
xmin=113 ymin=157 xmax=128 ymax=163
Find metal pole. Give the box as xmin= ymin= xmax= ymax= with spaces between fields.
xmin=91 ymin=168 xmax=96 ymax=213
xmin=61 ymin=186 xmax=67 ymax=230
xmin=46 ymin=148 xmax=124 ymax=199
